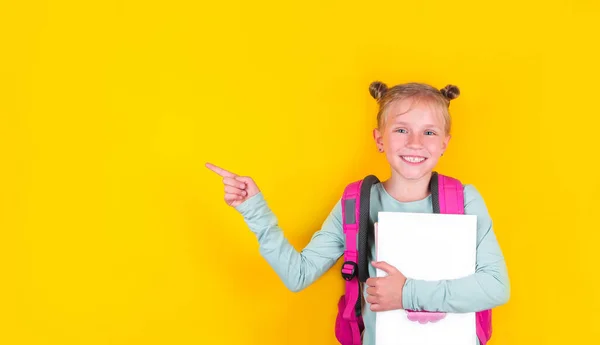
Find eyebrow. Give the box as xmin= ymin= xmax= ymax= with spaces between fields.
xmin=392 ymin=120 xmax=442 ymax=130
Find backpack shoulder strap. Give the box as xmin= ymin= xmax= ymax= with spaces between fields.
xmin=339 ymin=175 xmax=380 ymax=338
xmin=340 ymin=179 xmax=361 ymax=283
xmin=338 ymin=179 xmax=363 ymax=345
xmin=430 ymin=171 xmax=465 ymax=215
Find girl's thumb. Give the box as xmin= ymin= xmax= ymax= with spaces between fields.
xmin=235 ymin=176 xmax=257 ymax=190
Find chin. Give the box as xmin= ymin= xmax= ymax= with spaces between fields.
xmin=399 ymin=170 xmax=429 ymax=180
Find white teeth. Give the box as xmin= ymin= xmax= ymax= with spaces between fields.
xmin=402 ymin=156 xmax=425 ymax=163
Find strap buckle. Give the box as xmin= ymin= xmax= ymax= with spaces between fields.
xmin=341 ymin=261 xmax=358 ymax=281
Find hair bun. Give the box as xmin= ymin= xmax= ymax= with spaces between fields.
xmin=440 ymin=84 xmax=460 ymax=100
xmin=369 ymin=81 xmax=388 ymax=100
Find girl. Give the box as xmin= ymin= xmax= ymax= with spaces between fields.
xmin=206 ymin=80 xmax=510 ymax=345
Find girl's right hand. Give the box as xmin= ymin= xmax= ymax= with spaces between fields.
xmin=205 ymin=162 xmax=261 ymax=208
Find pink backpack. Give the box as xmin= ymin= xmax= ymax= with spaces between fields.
xmin=334 ymin=172 xmax=492 ymax=345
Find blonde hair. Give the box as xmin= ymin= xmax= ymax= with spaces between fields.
xmin=369 ymin=81 xmax=460 ymax=135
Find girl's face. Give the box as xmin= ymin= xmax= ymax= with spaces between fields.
xmin=373 ymin=98 xmax=450 ymax=182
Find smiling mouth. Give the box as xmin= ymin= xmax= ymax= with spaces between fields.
xmin=400 ymin=155 xmax=427 ymax=164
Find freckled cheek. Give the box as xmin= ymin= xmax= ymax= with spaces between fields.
xmin=386 ymin=136 xmax=408 ymax=148
xmin=424 ymin=140 xmax=444 ymax=154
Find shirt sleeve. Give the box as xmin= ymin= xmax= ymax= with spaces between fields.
xmin=234 ymin=192 xmax=345 ymax=292
xmin=401 ymin=184 xmax=511 ymax=312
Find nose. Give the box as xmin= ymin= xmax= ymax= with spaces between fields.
xmin=406 ymin=132 xmax=423 ymax=148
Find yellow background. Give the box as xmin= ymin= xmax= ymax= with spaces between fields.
xmin=1 ymin=1 xmax=599 ymax=344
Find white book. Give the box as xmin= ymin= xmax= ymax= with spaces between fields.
xmin=375 ymin=211 xmax=478 ymax=345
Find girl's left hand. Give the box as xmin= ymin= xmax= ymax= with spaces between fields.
xmin=365 ymin=261 xmax=407 ymax=312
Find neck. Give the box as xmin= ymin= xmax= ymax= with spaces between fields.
xmin=382 ymin=171 xmax=432 ymax=202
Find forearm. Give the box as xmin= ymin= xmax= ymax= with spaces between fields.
xmin=402 ymin=262 xmax=510 ymax=312
xmin=235 ymin=192 xmax=344 ymax=292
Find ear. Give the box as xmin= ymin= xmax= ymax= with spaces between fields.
xmin=442 ymin=133 xmax=451 ymax=153
xmin=373 ymin=128 xmax=384 ymax=151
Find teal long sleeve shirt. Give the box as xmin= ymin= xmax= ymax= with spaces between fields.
xmin=234 ymin=182 xmax=510 ymax=345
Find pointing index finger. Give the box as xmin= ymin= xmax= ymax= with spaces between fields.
xmin=205 ymin=162 xmax=237 ymax=178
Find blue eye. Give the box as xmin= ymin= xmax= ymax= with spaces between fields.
xmin=394 ymin=128 xmax=407 ymax=133
xmin=425 ymin=131 xmax=436 ymax=136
